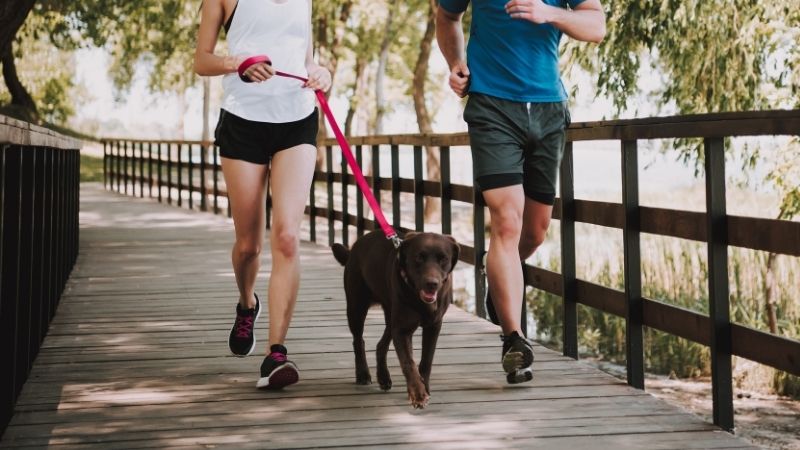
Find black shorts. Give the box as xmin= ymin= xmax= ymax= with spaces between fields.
xmin=463 ymin=93 xmax=570 ymax=205
xmin=214 ymin=108 xmax=319 ymax=165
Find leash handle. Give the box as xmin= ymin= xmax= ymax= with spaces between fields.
xmin=237 ymin=55 xmax=400 ymax=246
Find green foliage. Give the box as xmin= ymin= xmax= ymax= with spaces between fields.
xmin=0 ymin=13 xmax=79 ymax=125
xmin=529 ymin=234 xmax=799 ymax=394
xmin=80 ymin=154 xmax=105 ymax=182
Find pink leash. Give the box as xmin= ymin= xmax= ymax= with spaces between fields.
xmin=239 ymin=55 xmax=400 ymax=247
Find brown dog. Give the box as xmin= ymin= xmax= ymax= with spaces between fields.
xmin=332 ymin=230 xmax=459 ymax=408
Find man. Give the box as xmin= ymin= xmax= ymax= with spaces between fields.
xmin=436 ymin=0 xmax=605 ymax=384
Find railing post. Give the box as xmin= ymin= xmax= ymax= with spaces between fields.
xmin=200 ymin=143 xmax=207 ymax=212
xmin=622 ymin=139 xmax=644 ymax=389
xmin=115 ymin=140 xmax=121 ymax=193
xmin=559 ymin=141 xmax=578 ymax=359
xmin=167 ymin=143 xmax=173 ymax=205
xmin=213 ymin=146 xmax=219 ymax=214
xmin=355 ymin=145 xmax=364 ymax=237
xmin=0 ymin=146 xmax=22 ymax=432
xmin=122 ymin=141 xmax=129 ymax=195
xmin=309 ymin=168 xmax=317 ymax=243
xmin=371 ymin=144 xmax=381 ymax=232
xmin=157 ymin=143 xmax=163 ymax=203
xmin=340 ymin=148 xmax=349 ymax=246
xmin=148 ymin=142 xmax=153 ymax=198
xmin=705 ymin=137 xmax=734 ymax=431
xmin=441 ymin=146 xmax=451 ymax=236
xmin=391 ymin=144 xmax=400 ymax=230
xmin=103 ymin=141 xmax=108 ymax=189
xmin=138 ymin=142 xmax=145 ymax=198
xmin=473 ymin=186 xmax=486 ymax=319
xmin=326 ymin=146 xmax=334 ymax=246
xmin=187 ymin=144 xmax=194 ymax=210
xmin=265 ymin=177 xmax=272 ymax=230
xmin=177 ymin=144 xmax=183 ymax=207
xmin=414 ymin=145 xmax=424 ymax=232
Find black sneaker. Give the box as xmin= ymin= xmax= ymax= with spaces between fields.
xmin=501 ymin=331 xmax=534 ymax=384
xmin=256 ymin=344 xmax=299 ymax=389
xmin=229 ymin=293 xmax=261 ymax=357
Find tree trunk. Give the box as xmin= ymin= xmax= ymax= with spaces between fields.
xmin=1 ymin=42 xmax=37 ymax=120
xmin=764 ymin=252 xmax=779 ymax=334
xmin=0 ymin=0 xmax=35 ymax=59
xmin=344 ymin=56 xmax=367 ymax=137
xmin=374 ymin=3 xmax=397 ymax=135
xmin=412 ymin=0 xmax=440 ymax=222
xmin=313 ymin=0 xmax=354 ymax=169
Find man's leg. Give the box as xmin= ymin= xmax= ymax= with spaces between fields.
xmin=483 ymin=185 xmax=526 ymax=336
xmin=519 ymin=197 xmax=554 ymax=260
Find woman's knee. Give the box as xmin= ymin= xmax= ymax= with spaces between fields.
xmin=272 ymin=227 xmax=300 ymax=258
xmin=234 ymin=239 xmax=262 ymax=260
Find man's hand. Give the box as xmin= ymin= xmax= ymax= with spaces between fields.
xmin=504 ymin=0 xmax=559 ymax=24
xmin=304 ymin=63 xmax=332 ymax=91
xmin=448 ymin=61 xmax=470 ymax=97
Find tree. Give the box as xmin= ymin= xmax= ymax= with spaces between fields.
xmin=566 ymin=0 xmax=800 ymax=336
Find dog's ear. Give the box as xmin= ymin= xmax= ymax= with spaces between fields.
xmin=445 ymin=235 xmax=460 ymax=273
xmin=397 ymin=232 xmax=419 ymax=269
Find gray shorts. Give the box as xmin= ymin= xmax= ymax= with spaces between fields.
xmin=463 ymin=93 xmax=570 ymax=205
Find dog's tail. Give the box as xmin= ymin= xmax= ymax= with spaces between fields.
xmin=331 ymin=243 xmax=350 ymax=266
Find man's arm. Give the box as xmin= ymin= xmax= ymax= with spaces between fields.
xmin=505 ymin=0 xmax=606 ymax=43
xmin=436 ymin=7 xmax=470 ymax=97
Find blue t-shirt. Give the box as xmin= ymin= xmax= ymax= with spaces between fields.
xmin=439 ymin=0 xmax=585 ymax=102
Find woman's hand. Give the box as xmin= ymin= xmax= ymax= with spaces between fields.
xmin=304 ymin=63 xmax=332 ymax=91
xmin=241 ymin=56 xmax=276 ymax=83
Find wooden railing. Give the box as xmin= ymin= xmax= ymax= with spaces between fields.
xmin=102 ymin=109 xmax=800 ymax=432
xmin=0 ymin=115 xmax=81 ymax=433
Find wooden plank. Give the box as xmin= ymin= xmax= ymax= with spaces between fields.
xmin=0 ymin=184 xmax=750 ymax=449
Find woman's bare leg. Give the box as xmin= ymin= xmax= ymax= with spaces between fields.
xmin=221 ymin=157 xmax=269 ymax=309
xmin=265 ymin=144 xmax=316 ymax=348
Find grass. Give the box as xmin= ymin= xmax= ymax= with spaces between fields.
xmin=80 ymin=154 xmax=104 ymax=182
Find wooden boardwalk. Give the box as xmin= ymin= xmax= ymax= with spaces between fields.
xmin=0 ymin=184 xmax=753 ymax=449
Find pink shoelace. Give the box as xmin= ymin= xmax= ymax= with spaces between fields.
xmin=269 ymin=352 xmax=287 ymax=362
xmin=235 ymin=314 xmax=254 ymax=338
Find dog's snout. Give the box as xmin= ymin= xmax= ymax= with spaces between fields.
xmin=423 ymin=279 xmax=440 ymax=292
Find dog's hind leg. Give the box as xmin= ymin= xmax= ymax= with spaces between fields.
xmin=376 ymin=324 xmax=393 ymax=391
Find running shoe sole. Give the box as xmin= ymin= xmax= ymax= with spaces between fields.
xmin=256 ymin=362 xmax=299 ymax=389
xmin=229 ymin=299 xmax=262 ymax=358
xmin=502 ymin=343 xmax=534 ymax=384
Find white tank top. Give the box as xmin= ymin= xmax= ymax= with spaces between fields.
xmin=221 ymin=0 xmax=316 ymax=123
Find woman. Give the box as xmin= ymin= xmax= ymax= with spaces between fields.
xmin=194 ymin=0 xmax=330 ymax=389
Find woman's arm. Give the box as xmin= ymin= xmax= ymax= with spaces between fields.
xmin=303 ymin=0 xmax=331 ymax=91
xmin=194 ymin=0 xmax=239 ymax=76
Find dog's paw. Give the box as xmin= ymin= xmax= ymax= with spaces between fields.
xmin=379 ymin=379 xmax=392 ymax=391
xmin=355 ymin=372 xmax=372 ymax=385
xmin=407 ymin=383 xmax=430 ymax=409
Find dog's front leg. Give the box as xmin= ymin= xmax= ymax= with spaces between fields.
xmin=392 ymin=328 xmax=429 ymax=409
xmin=418 ymin=322 xmax=442 ymax=394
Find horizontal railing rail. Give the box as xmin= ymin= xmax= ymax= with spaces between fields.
xmin=1 ymin=115 xmax=81 ymax=434
xmin=102 ymin=108 xmax=800 ymax=432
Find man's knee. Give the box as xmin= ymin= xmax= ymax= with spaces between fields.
xmin=490 ymin=208 xmax=523 ymax=241
xmin=519 ymin=227 xmax=546 ymax=259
